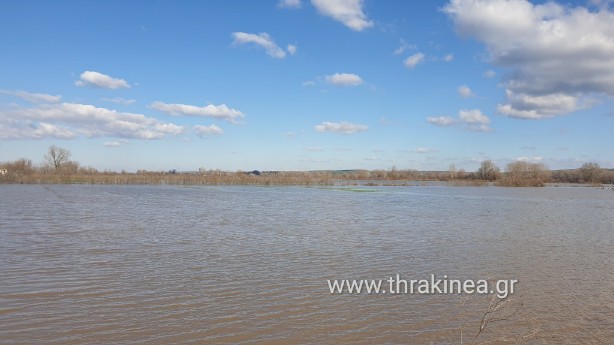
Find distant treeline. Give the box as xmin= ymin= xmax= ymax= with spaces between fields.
xmin=1 ymin=146 xmax=613 ymax=187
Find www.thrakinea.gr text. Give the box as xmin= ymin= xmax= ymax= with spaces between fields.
xmin=327 ymin=274 xmax=518 ymax=298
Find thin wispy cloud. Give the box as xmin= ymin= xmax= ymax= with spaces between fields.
xmin=426 ymin=116 xmax=457 ymax=127
xmin=393 ymin=38 xmax=416 ymax=55
xmin=103 ymin=97 xmax=136 ymax=105
xmin=1 ymin=90 xmax=61 ymax=104
xmin=277 ymin=0 xmax=301 ymax=9
xmin=287 ymin=44 xmax=297 ymax=55
xmin=483 ymin=70 xmax=496 ymax=78
xmin=413 ymin=147 xmax=437 ymax=154
xmin=75 ymin=71 xmax=131 ymax=89
xmin=231 ymin=32 xmax=287 ymax=59
xmin=103 ymin=140 xmax=128 ymax=147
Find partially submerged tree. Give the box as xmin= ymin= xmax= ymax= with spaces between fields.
xmin=477 ymin=160 xmax=500 ymax=181
xmin=500 ymin=161 xmax=551 ymax=187
xmin=579 ymin=162 xmax=603 ymax=184
xmin=44 ymin=145 xmax=72 ymax=171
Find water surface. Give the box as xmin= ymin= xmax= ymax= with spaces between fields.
xmin=1 ymin=184 xmax=613 ymax=344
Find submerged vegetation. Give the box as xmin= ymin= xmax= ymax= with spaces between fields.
xmin=1 ymin=146 xmax=613 ymax=187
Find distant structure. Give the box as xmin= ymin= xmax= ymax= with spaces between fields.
xmin=0 ymin=169 xmax=7 ymax=175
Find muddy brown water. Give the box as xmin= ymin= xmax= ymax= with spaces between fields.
xmin=1 ymin=184 xmax=613 ymax=344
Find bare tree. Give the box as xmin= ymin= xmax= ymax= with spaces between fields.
xmin=44 ymin=145 xmax=72 ymax=171
xmin=579 ymin=162 xmax=603 ymax=184
xmin=500 ymin=161 xmax=551 ymax=187
xmin=477 ymin=160 xmax=500 ymax=181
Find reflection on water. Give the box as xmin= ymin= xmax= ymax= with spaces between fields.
xmin=1 ymin=184 xmax=613 ymax=344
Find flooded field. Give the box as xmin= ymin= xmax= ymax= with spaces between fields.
xmin=1 ymin=184 xmax=613 ymax=344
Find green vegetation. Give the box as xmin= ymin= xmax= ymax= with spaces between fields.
xmin=1 ymin=146 xmax=613 ymax=187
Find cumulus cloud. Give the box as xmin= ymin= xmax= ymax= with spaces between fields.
xmin=443 ymin=54 xmax=454 ymax=62
xmin=426 ymin=116 xmax=457 ymax=127
xmin=314 ymin=121 xmax=368 ymax=134
xmin=194 ymin=124 xmax=223 ymax=137
xmin=444 ymin=0 xmax=614 ymax=118
xmin=459 ymin=109 xmax=492 ymax=132
xmin=0 ymin=102 xmax=183 ymax=140
xmin=404 ymin=52 xmax=425 ymax=68
xmin=231 ymin=32 xmax=287 ymax=59
xmin=1 ymin=90 xmax=61 ymax=103
xmin=325 ymin=73 xmax=364 ymax=86
xmin=311 ymin=0 xmax=373 ymax=31
xmin=75 ymin=71 xmax=131 ymax=89
xmin=31 ymin=123 xmax=76 ymax=139
xmin=458 ymin=85 xmax=474 ymax=98
xmin=496 ymin=89 xmax=593 ymax=119
xmin=278 ymin=0 xmax=301 ymax=9
xmin=150 ymin=101 xmax=244 ymax=123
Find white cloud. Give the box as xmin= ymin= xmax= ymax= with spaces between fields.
xmin=311 ymin=0 xmax=373 ymax=31
xmin=278 ymin=0 xmax=301 ymax=9
xmin=497 ymin=89 xmax=591 ymax=119
xmin=426 ymin=116 xmax=457 ymax=126
xmin=194 ymin=124 xmax=223 ymax=137
xmin=404 ymin=52 xmax=425 ymax=68
xmin=459 ymin=109 xmax=492 ymax=132
xmin=443 ymin=54 xmax=454 ymax=62
xmin=459 ymin=109 xmax=489 ymax=124
xmin=231 ymin=32 xmax=286 ymax=59
xmin=483 ymin=70 xmax=496 ymax=78
xmin=413 ymin=147 xmax=437 ymax=154
xmin=444 ymin=0 xmax=614 ymax=118
xmin=302 ymin=80 xmax=316 ymax=87
xmin=102 ymin=97 xmax=136 ymax=105
xmin=103 ymin=140 xmax=128 ymax=147
xmin=32 ymin=123 xmax=76 ymax=139
xmin=393 ymin=38 xmax=416 ymax=55
xmin=2 ymin=90 xmax=61 ymax=103
xmin=314 ymin=121 xmax=368 ymax=134
xmin=516 ymin=156 xmax=544 ymax=162
xmin=287 ymin=44 xmax=297 ymax=55
xmin=75 ymin=71 xmax=131 ymax=89
xmin=325 ymin=73 xmax=364 ymax=86
xmin=305 ymin=146 xmax=324 ymax=151
xmin=0 ymin=102 xmax=183 ymax=140
xmin=458 ymin=85 xmax=474 ymax=98
xmin=150 ymin=101 xmax=244 ymax=123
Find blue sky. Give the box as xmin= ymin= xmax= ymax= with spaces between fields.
xmin=1 ymin=0 xmax=613 ymax=172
